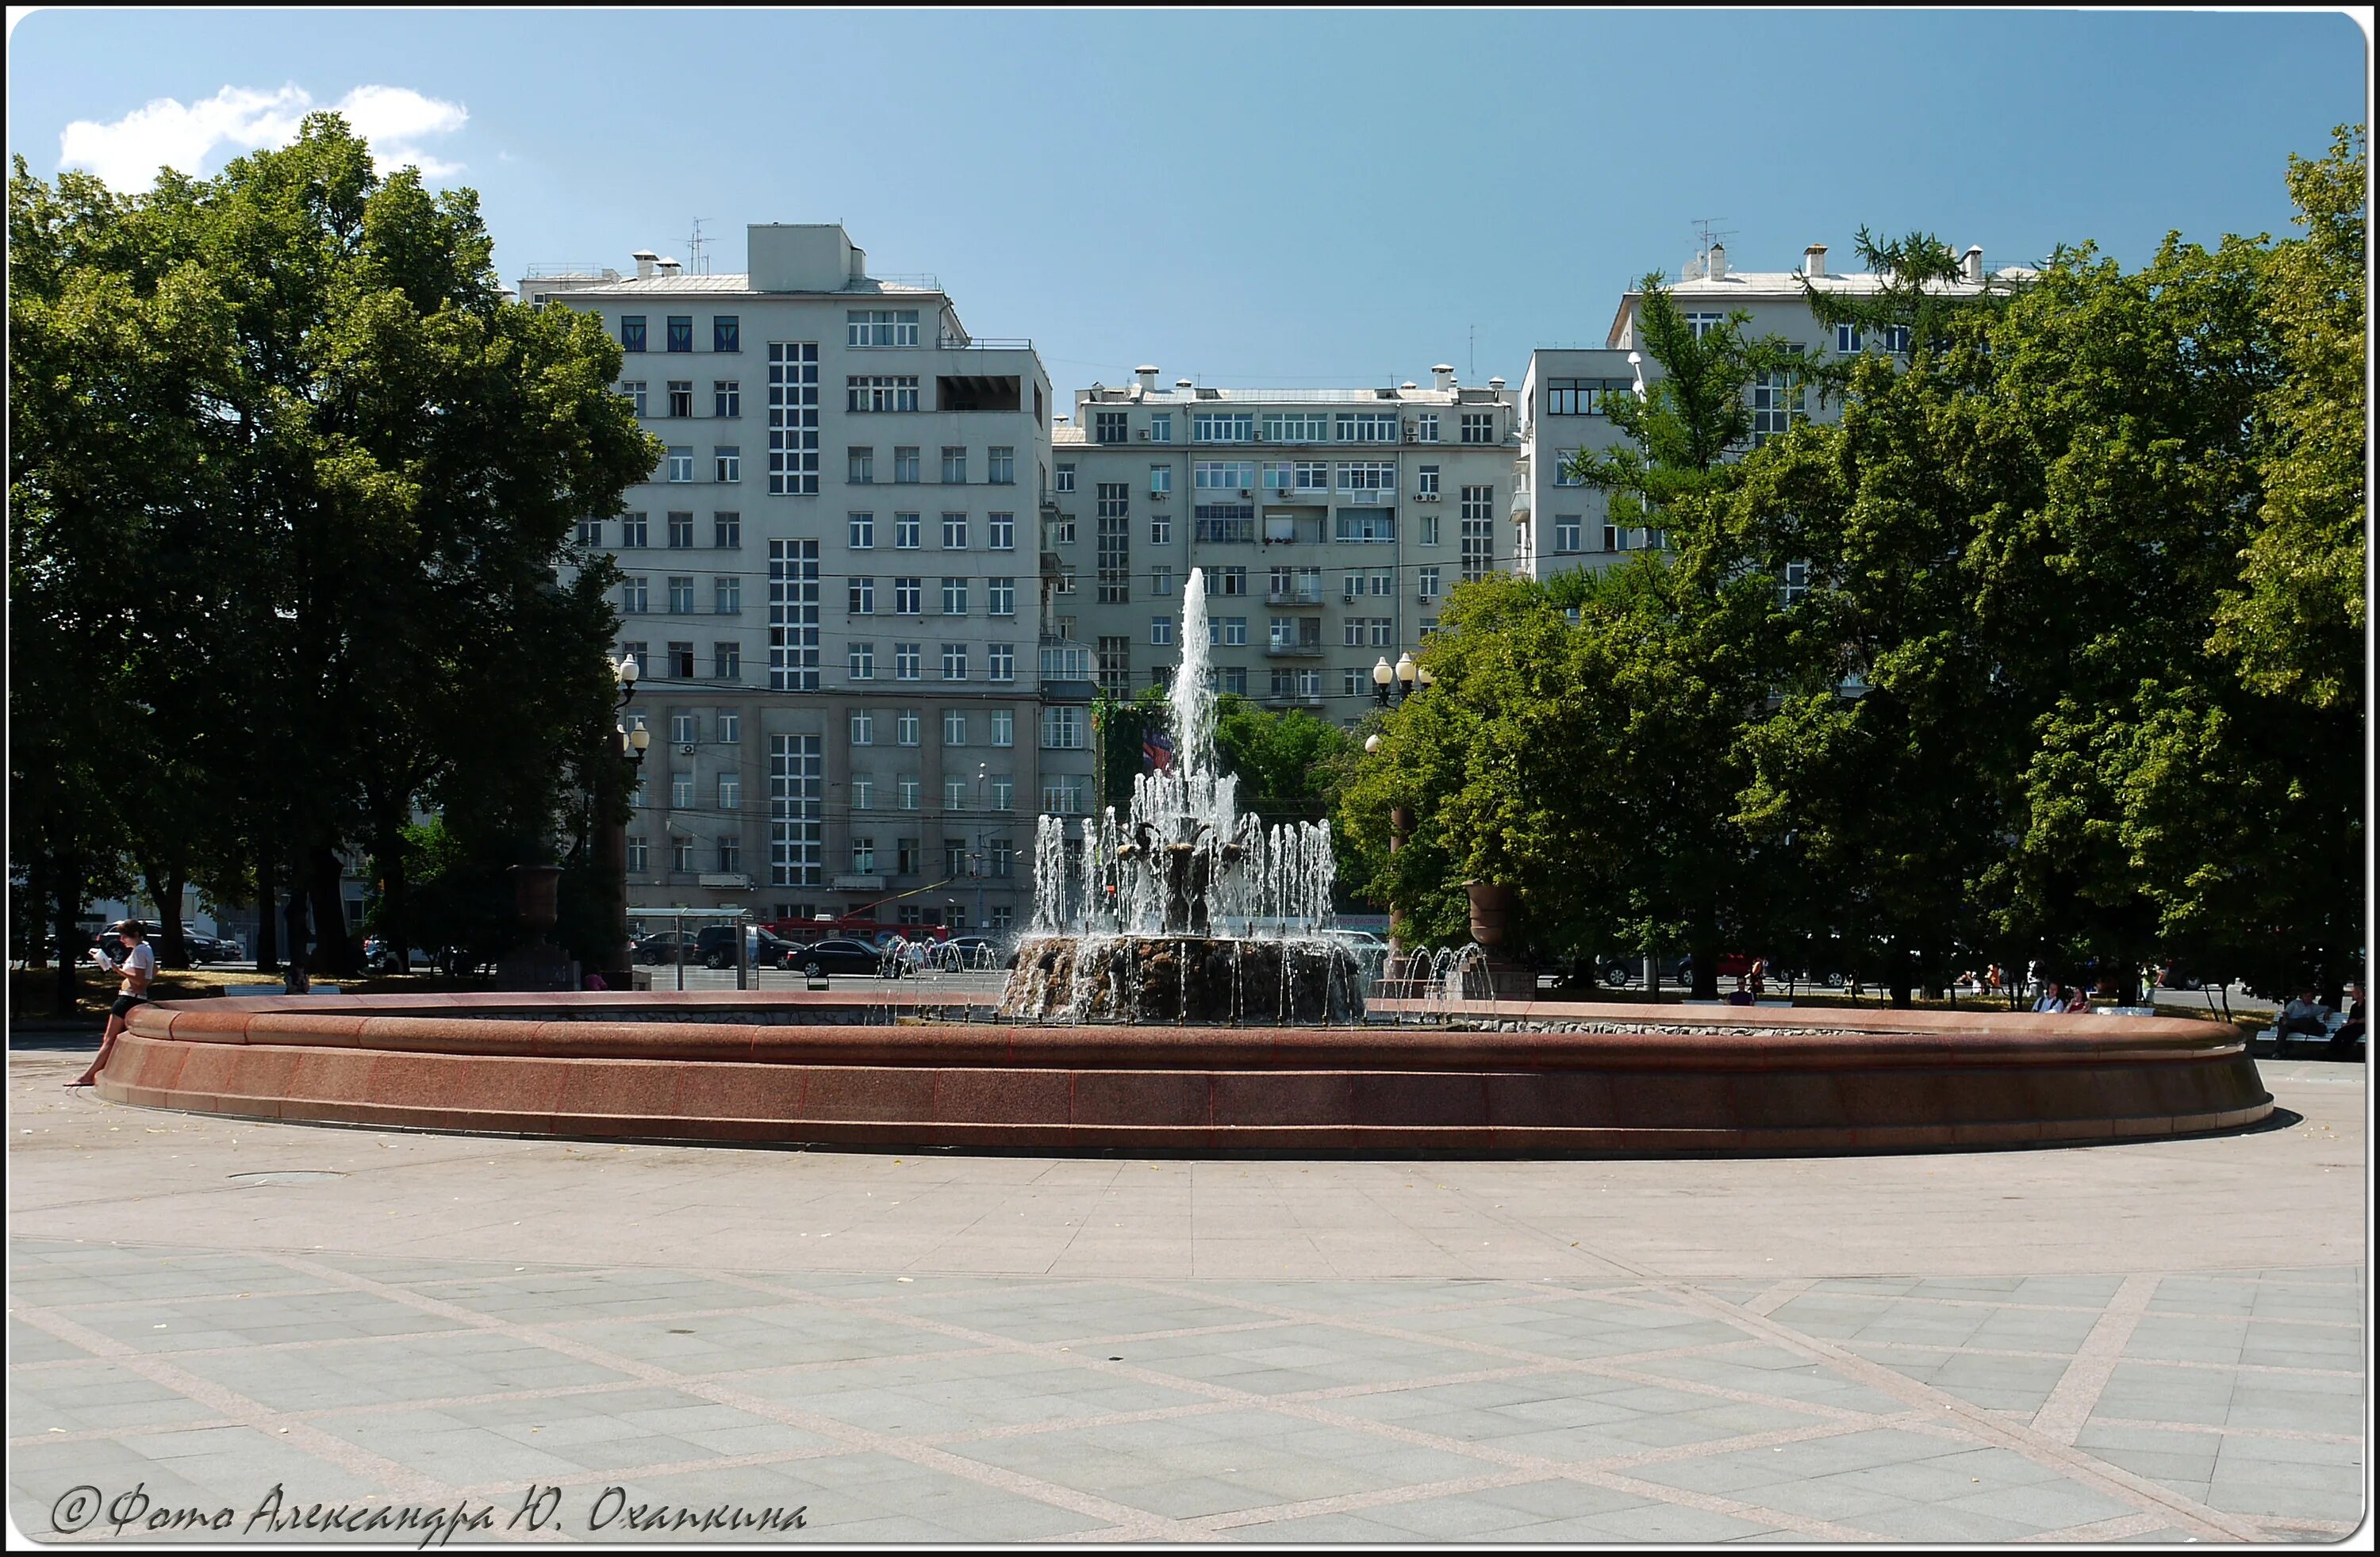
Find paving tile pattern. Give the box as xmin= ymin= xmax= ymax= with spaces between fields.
xmin=10 ymin=1240 xmax=2363 ymax=1544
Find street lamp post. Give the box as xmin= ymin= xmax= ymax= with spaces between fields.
xmin=597 ymin=654 xmax=651 ymax=990
xmin=1372 ymin=650 xmax=1434 ymax=708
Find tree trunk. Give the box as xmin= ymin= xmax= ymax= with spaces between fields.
xmin=152 ymin=867 xmax=190 ymax=968
xmin=52 ymin=867 xmax=83 ymax=1014
xmin=1689 ymin=915 xmax=1719 ymax=1000
xmin=309 ymin=843 xmax=355 ymax=977
xmin=255 ymin=849 xmax=279 ymax=972
xmin=371 ymin=818 xmax=410 ymax=974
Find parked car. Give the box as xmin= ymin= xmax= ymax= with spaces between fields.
xmin=631 ymin=931 xmax=701 ymax=965
xmin=786 ymin=938 xmax=904 ymax=979
xmin=186 ymin=932 xmax=244 ymax=963
xmin=695 ymin=926 xmax=799 ymax=969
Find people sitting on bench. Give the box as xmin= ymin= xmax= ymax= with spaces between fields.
xmin=2032 ymin=984 xmax=2067 ymax=1014
xmin=2277 ymin=990 xmax=2332 ymax=1042
xmin=2330 ymin=984 xmax=2364 ymax=1055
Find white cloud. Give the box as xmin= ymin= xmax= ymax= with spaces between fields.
xmin=59 ymin=82 xmax=468 ymax=188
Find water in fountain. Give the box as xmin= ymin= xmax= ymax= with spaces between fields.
xmin=1000 ymin=567 xmax=1365 ymax=1023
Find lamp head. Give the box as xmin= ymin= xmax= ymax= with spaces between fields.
xmin=1395 ymin=652 xmax=1417 ymax=686
xmin=1372 ymin=657 xmax=1394 ymax=687
xmin=1364 ymin=734 xmax=1381 ymax=754
xmin=616 ymin=654 xmax=639 ymax=685
xmin=628 ymin=725 xmax=651 ymax=754
xmin=1417 ymin=663 xmax=1435 ymax=687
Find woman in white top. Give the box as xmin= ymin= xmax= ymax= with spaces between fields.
xmin=71 ymin=922 xmax=155 ymax=1087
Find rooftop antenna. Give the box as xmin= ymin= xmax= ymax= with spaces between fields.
xmin=686 ymin=217 xmax=712 ymax=274
xmin=1688 ymin=215 xmax=1737 ymax=274
xmin=1468 ymin=324 xmax=1476 ymax=382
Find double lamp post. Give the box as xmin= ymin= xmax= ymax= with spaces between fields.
xmin=596 ymin=653 xmax=652 ymax=989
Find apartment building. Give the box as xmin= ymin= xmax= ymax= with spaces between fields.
xmin=1518 ymin=240 xmax=2030 ymax=583
xmin=524 ymin=224 xmax=1089 ymax=935
xmin=1051 ymin=366 xmax=1523 ymax=727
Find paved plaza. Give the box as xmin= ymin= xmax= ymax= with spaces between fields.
xmin=6 ymin=1040 xmax=2367 ymax=1545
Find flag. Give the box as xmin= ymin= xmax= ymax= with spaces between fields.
xmin=1143 ymin=728 xmax=1174 ymax=773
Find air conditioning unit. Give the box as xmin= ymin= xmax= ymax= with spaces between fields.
xmin=1416 ymin=492 xmax=1440 ymax=503
xmin=678 ymin=742 xmax=697 ymax=755
xmin=1403 ymin=426 xmax=1418 ymax=443
xmin=1137 ymin=429 xmax=1149 ymax=440
xmin=1150 ymin=489 xmax=1167 ymax=501
xmin=1238 ymin=489 xmax=1251 ymax=498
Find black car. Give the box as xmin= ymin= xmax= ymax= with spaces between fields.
xmin=695 ymin=926 xmax=800 ymax=969
xmin=785 ymin=938 xmax=904 ymax=979
xmin=631 ymin=931 xmax=701 ymax=965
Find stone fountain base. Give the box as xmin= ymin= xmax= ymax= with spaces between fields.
xmin=1000 ymin=934 xmax=1366 ymax=1025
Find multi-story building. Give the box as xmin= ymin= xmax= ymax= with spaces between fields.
xmin=524 ymin=224 xmax=1088 ymax=935
xmin=1052 ymin=366 xmax=1523 ymax=727
xmin=1518 ymin=240 xmax=2027 ymax=584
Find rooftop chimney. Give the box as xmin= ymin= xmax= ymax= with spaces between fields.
xmin=1136 ymin=365 xmax=1160 ymax=393
xmin=1400 ymin=381 xmax=1418 ymax=390
xmin=656 ymin=256 xmax=682 ymax=277
xmin=1707 ymin=243 xmax=1728 ymax=281
xmin=1962 ymin=245 xmax=1984 ymax=283
xmin=1431 ymin=364 xmax=1456 ymax=391
xmin=1804 ymin=244 xmax=1827 ymax=278
xmin=1488 ymin=377 xmax=1507 ymax=392
xmin=631 ymin=249 xmax=658 ymax=281
xmin=1175 ymin=378 xmax=1194 ymax=389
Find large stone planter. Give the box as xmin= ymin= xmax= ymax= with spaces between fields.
xmin=1466 ymin=881 xmax=1516 ymax=947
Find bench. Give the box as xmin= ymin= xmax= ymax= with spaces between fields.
xmin=225 ymin=984 xmax=342 ymax=996
xmin=2255 ymin=1012 xmax=2351 ymax=1054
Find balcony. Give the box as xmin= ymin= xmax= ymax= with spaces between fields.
xmin=1265 ymin=640 xmax=1325 ymax=658
xmin=1265 ymin=589 xmax=1325 ymax=606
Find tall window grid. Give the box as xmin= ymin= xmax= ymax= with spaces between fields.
xmin=766 ymin=343 xmax=819 ymax=494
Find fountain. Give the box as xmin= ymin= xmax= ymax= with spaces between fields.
xmin=999 ymin=568 xmax=1365 ymax=1025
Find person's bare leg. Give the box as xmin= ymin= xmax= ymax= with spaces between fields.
xmin=71 ymin=1014 xmax=125 ymax=1087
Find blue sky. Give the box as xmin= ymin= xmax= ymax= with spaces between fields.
xmin=8 ymin=9 xmax=2367 ymax=391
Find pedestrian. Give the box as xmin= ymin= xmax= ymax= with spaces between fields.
xmin=281 ymin=889 xmax=312 ymax=995
xmin=2330 ymin=984 xmax=2365 ymax=1057
xmin=2032 ymin=983 xmax=2066 ymax=1014
xmin=1749 ymin=957 xmax=1768 ymax=998
xmin=583 ymin=968 xmax=608 ymax=991
xmin=2277 ymin=989 xmax=2331 ymax=1041
xmin=2066 ymin=984 xmax=2093 ymax=1014
xmin=70 ymin=922 xmax=155 ymax=1087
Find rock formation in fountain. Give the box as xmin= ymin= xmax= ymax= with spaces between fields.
xmin=999 ymin=568 xmax=1365 ymax=1024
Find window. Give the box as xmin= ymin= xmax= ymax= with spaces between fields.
xmin=715 ymin=576 xmax=741 ymax=614
xmin=900 ymin=780 xmax=922 ymax=815
xmin=1420 ymin=513 xmax=1440 ymax=546
xmin=1211 ymin=565 xmax=1248 ymax=596
xmin=667 ymin=640 xmax=696 ymax=678
xmin=894 ymin=577 xmax=921 ymax=615
xmin=713 ymin=641 xmax=740 ymax=679
xmin=988 ymin=447 xmax=1014 ymax=485
xmin=1342 ymin=617 xmax=1393 ymax=647
xmin=849 ymin=576 xmax=875 ymax=614
xmin=767 ymin=538 xmax=820 ymax=691
xmin=1151 ymin=565 xmax=1173 ymax=596
xmin=850 ymin=711 xmax=876 ymax=746
xmin=667 ymin=576 xmax=695 ymax=613
xmin=941 ymin=642 xmax=968 ymax=680
xmin=1334 ymin=511 xmax=1396 ymax=543
xmin=622 ymin=381 xmax=647 ymax=416
xmin=1752 ymin=355 xmax=1806 ymax=447
xmin=988 ymin=512 xmax=1014 ymax=550
xmin=1332 ymin=412 xmax=1398 ymax=443
xmin=895 ymin=513 xmax=920 ymax=549
xmin=1096 ymin=485 xmax=1130 ymax=604
xmin=672 ymin=712 xmax=699 ymax=746
xmin=1151 ymin=615 xmax=1174 ymax=646
xmin=896 ymin=710 xmax=920 ymax=746
xmin=1096 ymin=635 xmax=1131 ymax=696
xmin=1460 ymin=412 xmax=1495 ymax=444
xmin=621 ymin=576 xmax=649 ymax=613
xmin=1554 ymin=517 xmax=1583 ymax=554
xmin=846 ymin=375 xmax=920 ymax=412
xmin=846 ymin=309 xmax=920 ymax=347
xmin=848 ymin=514 xmax=876 ymax=551
xmin=1544 ymin=378 xmax=1630 ymax=416
xmin=1878 ymin=324 xmax=1912 ymax=355
xmin=848 ymin=641 xmax=875 ymax=679
xmin=1193 ymin=410 xmax=1254 ymax=443
xmin=767 ymin=734 xmax=823 ymax=887
xmin=1195 ymin=460 xmax=1258 ymax=491
xmin=1148 ymin=412 xmax=1172 ymax=443
xmin=620 ymin=513 xmax=650 ymax=548
xmin=942 ymin=514 xmax=968 ymax=550
xmin=1415 ymin=412 xmax=1439 ymax=443
xmin=713 ymin=316 xmax=739 ymax=354
xmin=1042 ymin=706 xmax=1086 ymax=749
xmin=713 ymin=447 xmax=740 ymax=482
xmin=851 ymin=837 xmax=876 ymax=874
xmin=1193 ymin=504 xmax=1254 ymax=543
xmin=666 ymin=316 xmax=693 ymax=354
xmin=1042 ymin=775 xmax=1086 ymax=815
xmin=852 ymin=777 xmax=874 ymax=811
xmin=991 ymin=778 xmax=1014 ymax=811
xmin=1055 ymin=565 xmax=1076 ymax=593
xmin=894 ymin=447 xmax=920 ymax=484
xmin=1552 ymin=449 xmax=1583 ymax=486
xmin=664 ymin=512 xmax=693 ymax=549
xmin=1218 ymin=665 xmax=1247 ymax=695
xmin=620 ymin=316 xmax=647 ymax=353
xmin=1288 ymin=461 xmax=1328 ymax=491
xmin=941 ymin=447 xmax=966 ymax=485
xmin=943 ymin=710 xmax=968 ymax=746
xmin=988 ymin=642 xmax=1015 ymax=681
xmin=1603 ymin=523 xmax=1620 ymax=553
xmin=666 ymin=447 xmax=694 ymax=482
xmin=718 ymin=838 xmax=740 ymax=872
xmin=717 ymin=711 xmax=739 ymax=743
xmin=1340 ymin=568 xmax=1392 ymax=598
xmin=1686 ymin=312 xmax=1725 ymax=340
xmin=897 ymin=835 xmax=919 ymax=869
xmin=1780 ymin=561 xmax=1811 ymax=606
xmin=1336 ymin=462 xmax=1396 ymax=497
xmin=673 ymin=838 xmax=693 ymax=873
xmin=712 ymin=380 xmax=740 ymax=418
xmin=666 ymin=381 xmax=693 ymax=417
xmin=1461 ymin=486 xmax=1495 ymax=582
xmin=895 ymin=642 xmax=921 ymax=681
xmin=577 ymin=519 xmax=603 ymax=546
xmin=991 ymin=710 xmax=1014 ymax=746
xmin=713 ymin=512 xmax=740 ymax=549
xmin=941 ymin=577 xmax=967 ymax=615
xmin=766 ymin=343 xmax=820 ymax=494
xmin=842 ymin=451 xmax=873 ymax=489
xmin=988 ymin=577 xmax=1015 ymax=616
xmin=627 ymin=834 xmax=648 ymax=871
xmin=1207 ymin=615 xmax=1249 ymax=646
xmin=1150 ymin=514 xmax=1172 ymax=545
xmin=1093 ymin=411 xmax=1129 ymax=444
xmin=1261 ymin=411 xmax=1330 ymax=443
xmin=1149 ymin=464 xmax=1171 ymax=497
xmin=1418 ymin=566 xmax=1440 ymax=598
xmin=1054 ymin=464 xmax=1076 ymax=496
